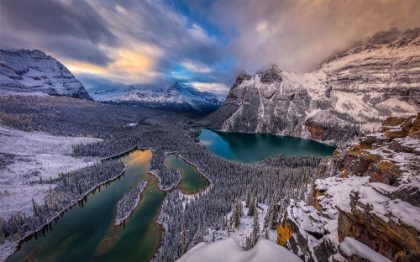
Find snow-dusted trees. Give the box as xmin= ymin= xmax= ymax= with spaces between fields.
xmin=264 ymin=195 xmax=279 ymax=230
xmin=247 ymin=197 xmax=255 ymax=216
xmin=0 ymin=95 xmax=331 ymax=261
xmin=149 ymin=150 xmax=182 ymax=190
xmin=0 ymin=160 xmax=125 ymax=244
xmin=115 ymin=181 xmax=147 ymax=226
xmin=232 ymin=197 xmax=242 ymax=229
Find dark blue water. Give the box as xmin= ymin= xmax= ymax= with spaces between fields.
xmin=199 ymin=129 xmax=334 ymax=163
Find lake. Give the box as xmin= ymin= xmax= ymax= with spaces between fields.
xmin=199 ymin=129 xmax=334 ymax=163
xmin=8 ymin=149 xmax=209 ymax=262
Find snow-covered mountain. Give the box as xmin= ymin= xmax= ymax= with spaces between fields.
xmin=0 ymin=49 xmax=92 ymax=100
xmin=200 ymin=27 xmax=420 ymax=143
xmin=108 ymin=82 xmax=224 ymax=115
xmin=88 ymin=84 xmax=136 ymax=102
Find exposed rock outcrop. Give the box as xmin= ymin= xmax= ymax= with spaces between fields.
xmin=280 ymin=114 xmax=420 ymax=261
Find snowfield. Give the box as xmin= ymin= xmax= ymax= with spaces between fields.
xmin=0 ymin=125 xmax=102 ymax=219
xmin=177 ymin=238 xmax=303 ymax=262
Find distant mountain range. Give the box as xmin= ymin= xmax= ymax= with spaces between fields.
xmin=199 ymin=27 xmax=420 ymax=143
xmin=0 ymin=49 xmax=92 ymax=100
xmin=0 ymin=49 xmax=223 ymax=114
xmin=91 ymin=82 xmax=224 ymax=115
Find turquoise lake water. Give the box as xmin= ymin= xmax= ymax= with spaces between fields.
xmin=199 ymin=129 xmax=335 ymax=163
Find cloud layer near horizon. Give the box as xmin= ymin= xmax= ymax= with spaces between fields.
xmin=213 ymin=0 xmax=420 ymax=73
xmin=1 ymin=0 xmax=420 ymax=95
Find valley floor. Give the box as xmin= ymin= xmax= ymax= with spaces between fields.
xmin=0 ymin=125 xmax=103 ymax=261
xmin=0 ymin=125 xmax=101 ymax=219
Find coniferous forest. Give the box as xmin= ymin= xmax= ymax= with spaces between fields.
xmin=0 ymin=95 xmax=335 ymax=261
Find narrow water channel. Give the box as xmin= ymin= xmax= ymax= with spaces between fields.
xmin=166 ymin=153 xmax=210 ymax=194
xmin=8 ymin=149 xmax=209 ymax=262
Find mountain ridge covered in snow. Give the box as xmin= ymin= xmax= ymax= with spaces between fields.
xmin=199 ymin=27 xmax=420 ymax=143
xmin=105 ymin=82 xmax=224 ymax=115
xmin=0 ymin=49 xmax=92 ymax=100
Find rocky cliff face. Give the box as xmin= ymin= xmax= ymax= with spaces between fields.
xmin=278 ymin=114 xmax=420 ymax=261
xmin=200 ymin=28 xmax=420 ymax=143
xmin=0 ymin=49 xmax=92 ymax=100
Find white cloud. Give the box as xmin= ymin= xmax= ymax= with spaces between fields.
xmin=190 ymin=82 xmax=229 ymax=96
xmin=181 ymin=60 xmax=212 ymax=73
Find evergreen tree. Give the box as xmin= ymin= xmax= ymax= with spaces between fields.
xmin=247 ymin=197 xmax=255 ymax=216
xmin=245 ymin=188 xmax=251 ymax=207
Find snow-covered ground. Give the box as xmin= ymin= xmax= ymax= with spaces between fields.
xmin=176 ymin=238 xmax=302 ymax=262
xmin=0 ymin=125 xmax=101 ymax=219
xmin=203 ymin=201 xmax=277 ymax=248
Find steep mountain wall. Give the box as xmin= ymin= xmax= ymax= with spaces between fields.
xmin=0 ymin=49 xmax=92 ymax=100
xmin=200 ymin=28 xmax=420 ymax=143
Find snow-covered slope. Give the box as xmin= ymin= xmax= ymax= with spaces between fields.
xmin=200 ymin=27 xmax=420 ymax=143
xmin=112 ymin=82 xmax=223 ymax=115
xmin=0 ymin=49 xmax=92 ymax=100
xmin=176 ymin=238 xmax=302 ymax=262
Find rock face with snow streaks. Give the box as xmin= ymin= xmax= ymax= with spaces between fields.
xmin=333 ymin=114 xmax=420 ymax=261
xmin=201 ymin=28 xmax=420 ymax=143
xmin=0 ymin=49 xmax=92 ymax=100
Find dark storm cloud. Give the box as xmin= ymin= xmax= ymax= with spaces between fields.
xmin=43 ymin=38 xmax=113 ymax=66
xmin=1 ymin=0 xmax=117 ymax=45
xmin=0 ymin=0 xmax=116 ymax=66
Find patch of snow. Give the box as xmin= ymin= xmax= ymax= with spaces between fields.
xmin=355 ymin=186 xmax=420 ymax=230
xmin=288 ymin=200 xmax=326 ymax=237
xmin=0 ymin=240 xmax=17 ymax=262
xmin=315 ymin=175 xmax=369 ymax=214
xmin=0 ymin=125 xmax=101 ymax=219
xmin=176 ymin=238 xmax=303 ymax=262
xmin=340 ymin=237 xmax=391 ymax=262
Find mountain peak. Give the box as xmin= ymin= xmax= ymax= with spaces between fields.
xmin=169 ymin=81 xmax=183 ymax=91
xmin=260 ymin=64 xmax=283 ymax=84
xmin=368 ymin=27 xmax=400 ymax=45
xmin=0 ymin=49 xmax=93 ymax=100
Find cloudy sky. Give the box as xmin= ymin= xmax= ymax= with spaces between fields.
xmin=1 ymin=0 xmax=420 ymax=95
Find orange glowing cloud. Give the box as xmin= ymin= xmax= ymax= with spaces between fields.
xmin=65 ymin=48 xmax=161 ymax=84
xmin=65 ymin=61 xmax=107 ymax=75
xmin=111 ymin=50 xmax=152 ymax=74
